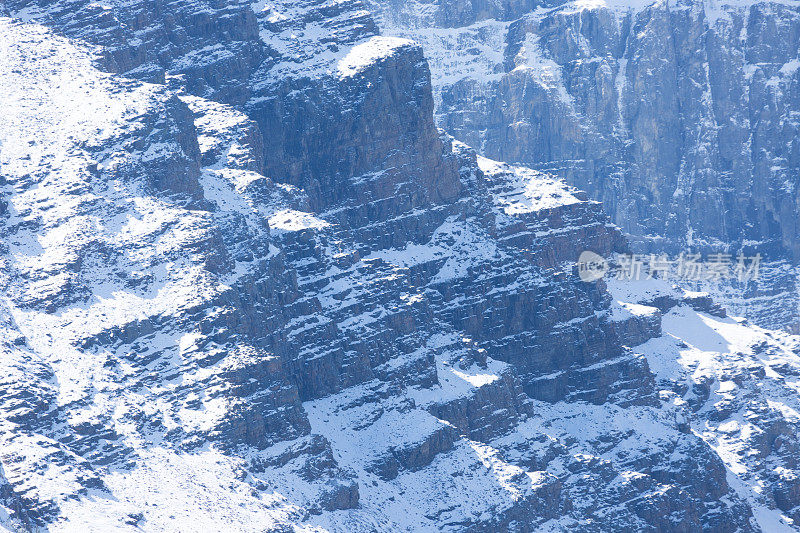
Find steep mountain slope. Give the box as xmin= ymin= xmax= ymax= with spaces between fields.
xmin=6 ymin=0 xmax=264 ymax=103
xmin=1 ymin=2 xmax=800 ymax=532
xmin=372 ymin=0 xmax=800 ymax=330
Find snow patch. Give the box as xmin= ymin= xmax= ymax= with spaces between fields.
xmin=478 ymin=156 xmax=583 ymax=214
xmin=337 ymin=36 xmax=415 ymax=78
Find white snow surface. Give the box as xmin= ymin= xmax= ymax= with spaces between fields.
xmin=478 ymin=156 xmax=583 ymax=215
xmin=337 ymin=36 xmax=415 ymax=78
xmin=0 ymin=19 xmax=304 ymax=530
xmin=610 ymin=276 xmax=800 ymax=531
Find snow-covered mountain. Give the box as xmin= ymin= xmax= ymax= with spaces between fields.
xmin=372 ymin=0 xmax=800 ymax=331
xmin=1 ymin=0 xmax=800 ymax=531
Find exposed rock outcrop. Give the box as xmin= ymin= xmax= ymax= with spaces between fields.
xmin=0 ymin=1 xmax=798 ymax=531
xmin=374 ymin=0 xmax=800 ymax=330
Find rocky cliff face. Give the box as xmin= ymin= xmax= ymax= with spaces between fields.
xmin=1 ymin=0 xmax=800 ymax=531
xmin=374 ymin=0 xmax=800 ymax=330
xmin=5 ymin=0 xmax=264 ymax=103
